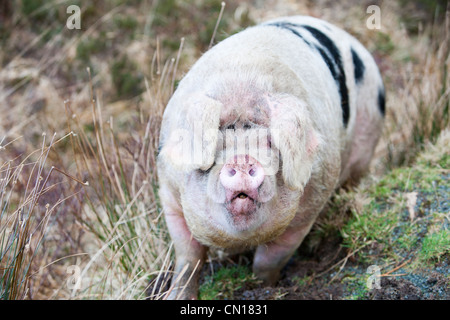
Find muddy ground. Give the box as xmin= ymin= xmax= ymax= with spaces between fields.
xmin=230 ymin=239 xmax=450 ymax=300
xmin=200 ymin=189 xmax=450 ymax=300
xmin=194 ymin=234 xmax=449 ymax=300
xmin=152 ymin=179 xmax=449 ymax=300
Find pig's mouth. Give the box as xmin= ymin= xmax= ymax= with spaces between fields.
xmin=225 ymin=191 xmax=258 ymax=226
xmin=235 ymin=192 xmax=250 ymax=200
xmin=226 ymin=190 xmax=258 ymax=205
xmin=226 ymin=188 xmax=258 ymax=203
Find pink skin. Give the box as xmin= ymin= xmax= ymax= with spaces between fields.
xmin=156 ymin=14 xmax=386 ymax=300
xmin=220 ymin=154 xmax=265 ymax=217
xmin=165 ymin=212 xmax=206 ymax=300
xmin=253 ymin=182 xmax=323 ymax=285
xmin=158 ymin=184 xmax=206 ymax=300
xmin=159 ymin=94 xmax=337 ymax=299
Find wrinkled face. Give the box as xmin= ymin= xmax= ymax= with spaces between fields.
xmin=193 ymin=121 xmax=280 ymax=228
xmin=180 ymin=102 xmax=301 ymax=249
xmin=160 ymin=85 xmax=319 ymax=249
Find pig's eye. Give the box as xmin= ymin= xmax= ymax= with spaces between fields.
xmin=243 ymin=123 xmax=251 ymax=129
xmin=197 ymin=162 xmax=215 ymax=175
xmin=226 ymin=124 xmax=235 ymax=130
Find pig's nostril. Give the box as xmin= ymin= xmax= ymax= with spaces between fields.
xmin=220 ymin=155 xmax=265 ymax=194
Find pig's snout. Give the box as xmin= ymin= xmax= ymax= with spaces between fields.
xmin=220 ymin=155 xmax=264 ymax=216
xmin=220 ymin=155 xmax=265 ymax=193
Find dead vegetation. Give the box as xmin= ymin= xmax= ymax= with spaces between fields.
xmin=0 ymin=0 xmax=448 ymax=299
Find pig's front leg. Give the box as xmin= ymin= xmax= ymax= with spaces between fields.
xmin=252 ymin=218 xmax=316 ymax=286
xmin=164 ymin=209 xmax=206 ymax=300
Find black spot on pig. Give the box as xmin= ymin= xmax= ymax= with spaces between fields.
xmin=301 ymin=25 xmax=349 ymax=127
xmin=351 ymin=47 xmax=365 ymax=84
xmin=378 ymin=86 xmax=386 ymax=116
xmin=266 ymin=22 xmax=311 ymax=47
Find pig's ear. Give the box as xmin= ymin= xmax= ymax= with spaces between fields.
xmin=159 ymin=94 xmax=222 ymax=171
xmin=268 ymin=94 xmax=321 ymax=191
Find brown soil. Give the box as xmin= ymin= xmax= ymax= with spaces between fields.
xmin=150 ymin=226 xmax=449 ymax=300
xmin=206 ymin=234 xmax=450 ymax=300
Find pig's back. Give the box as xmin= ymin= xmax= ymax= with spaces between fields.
xmin=167 ymin=15 xmax=384 ymax=163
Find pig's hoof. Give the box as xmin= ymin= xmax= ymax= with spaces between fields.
xmin=253 ymin=269 xmax=281 ymax=287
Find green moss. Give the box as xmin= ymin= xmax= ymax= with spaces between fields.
xmin=372 ymin=165 xmax=445 ymax=199
xmin=341 ymin=205 xmax=398 ymax=262
xmin=342 ymin=274 xmax=369 ymax=300
xmin=199 ymin=265 xmax=258 ymax=300
xmin=420 ymin=230 xmax=450 ymax=263
xmin=395 ymin=223 xmax=420 ymax=251
xmin=339 ymin=138 xmax=449 ymax=285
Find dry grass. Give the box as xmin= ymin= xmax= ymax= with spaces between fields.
xmin=0 ymin=0 xmax=448 ymax=299
xmin=379 ymin=2 xmax=449 ymax=168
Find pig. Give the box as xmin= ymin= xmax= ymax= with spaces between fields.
xmin=156 ymin=15 xmax=385 ymax=299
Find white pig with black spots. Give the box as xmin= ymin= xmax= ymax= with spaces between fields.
xmin=157 ymin=15 xmax=385 ymax=299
